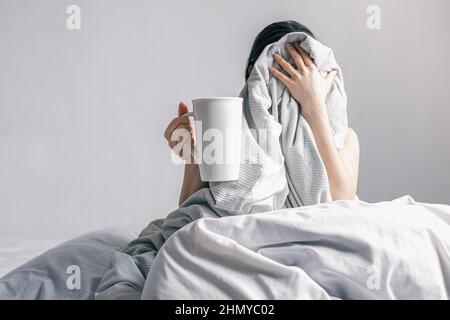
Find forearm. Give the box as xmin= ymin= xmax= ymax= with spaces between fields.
xmin=306 ymin=107 xmax=356 ymax=200
xmin=179 ymin=163 xmax=208 ymax=206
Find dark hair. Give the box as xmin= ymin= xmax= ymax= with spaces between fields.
xmin=245 ymin=20 xmax=315 ymax=79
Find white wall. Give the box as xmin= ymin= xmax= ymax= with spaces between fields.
xmin=1 ymin=0 xmax=449 ymax=239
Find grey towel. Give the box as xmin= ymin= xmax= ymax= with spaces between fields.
xmin=212 ymin=31 xmax=348 ymax=210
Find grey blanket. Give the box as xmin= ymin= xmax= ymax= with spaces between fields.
xmin=94 ymin=32 xmax=348 ymax=298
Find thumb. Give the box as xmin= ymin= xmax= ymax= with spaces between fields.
xmin=178 ymin=101 xmax=188 ymax=116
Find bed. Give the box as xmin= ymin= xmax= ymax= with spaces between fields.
xmin=0 ymin=237 xmax=63 ymax=279
xmin=1 ymin=196 xmax=449 ymax=300
xmin=0 ymin=227 xmax=140 ymax=299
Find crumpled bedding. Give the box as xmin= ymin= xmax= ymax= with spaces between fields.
xmin=0 ymin=227 xmax=138 ymax=299
xmin=0 ymin=237 xmax=61 ymax=279
xmin=142 ymin=196 xmax=450 ymax=299
xmin=2 ymin=196 xmax=450 ymax=299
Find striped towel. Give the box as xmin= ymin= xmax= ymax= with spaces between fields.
xmin=210 ymin=31 xmax=348 ymax=211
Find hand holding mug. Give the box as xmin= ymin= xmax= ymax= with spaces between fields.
xmin=164 ymin=102 xmax=195 ymax=162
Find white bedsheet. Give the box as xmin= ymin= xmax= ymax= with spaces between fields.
xmin=143 ymin=196 xmax=450 ymax=299
xmin=1 ymin=197 xmax=450 ymax=299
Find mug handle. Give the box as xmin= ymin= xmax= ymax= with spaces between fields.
xmin=183 ymin=111 xmax=195 ymax=118
xmin=184 ymin=111 xmax=200 ymax=164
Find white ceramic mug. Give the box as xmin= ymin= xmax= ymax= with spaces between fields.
xmin=191 ymin=97 xmax=243 ymax=181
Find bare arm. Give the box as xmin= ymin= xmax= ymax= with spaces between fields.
xmin=270 ymin=42 xmax=359 ymax=200
xmin=179 ymin=163 xmax=208 ymax=206
xmin=307 ymin=114 xmax=358 ymax=200
xmin=164 ymin=102 xmax=209 ymax=206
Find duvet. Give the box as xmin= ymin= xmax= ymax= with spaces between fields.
xmin=1 ymin=196 xmax=449 ymax=300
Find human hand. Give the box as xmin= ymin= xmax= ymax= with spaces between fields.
xmin=269 ymin=43 xmax=337 ymax=122
xmin=163 ymin=102 xmax=195 ymax=161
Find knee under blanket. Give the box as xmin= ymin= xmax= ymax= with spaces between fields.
xmin=142 ymin=196 xmax=450 ymax=299
xmin=93 ymin=32 xmax=347 ymax=299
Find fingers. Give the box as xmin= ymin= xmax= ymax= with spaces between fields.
xmin=177 ymin=102 xmax=193 ymax=124
xmin=295 ymin=44 xmax=314 ymax=68
xmin=273 ymin=53 xmax=297 ymax=78
xmin=164 ymin=118 xmax=178 ymax=141
xmin=165 ymin=118 xmax=193 ymax=140
xmin=326 ymin=69 xmax=338 ymax=81
xmin=325 ymin=69 xmax=338 ymax=90
xmin=168 ymin=124 xmax=194 ymax=149
xmin=170 ymin=125 xmax=194 ymax=160
xmin=164 ymin=116 xmax=190 ymax=140
xmin=165 ymin=102 xmax=192 ymax=141
xmin=178 ymin=101 xmax=188 ymax=116
xmin=165 ymin=101 xmax=196 ymax=160
xmin=269 ymin=66 xmax=293 ymax=88
xmin=286 ymin=43 xmax=306 ymax=72
xmin=170 ymin=124 xmax=193 ymax=142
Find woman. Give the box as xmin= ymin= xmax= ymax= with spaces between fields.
xmin=164 ymin=21 xmax=360 ymax=206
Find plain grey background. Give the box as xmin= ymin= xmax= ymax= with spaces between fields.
xmin=1 ymin=0 xmax=449 ymax=239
